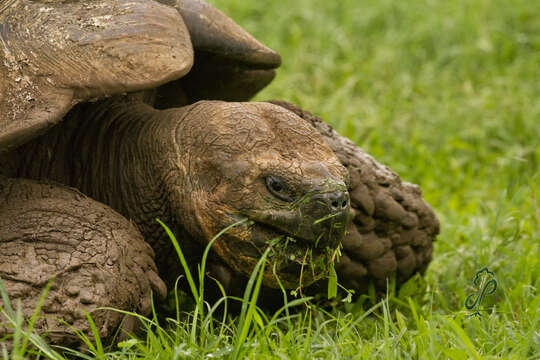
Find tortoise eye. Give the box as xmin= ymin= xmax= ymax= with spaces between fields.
xmin=266 ymin=176 xmax=293 ymax=202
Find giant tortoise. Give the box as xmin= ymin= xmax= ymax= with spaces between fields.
xmin=0 ymin=0 xmax=439 ymax=345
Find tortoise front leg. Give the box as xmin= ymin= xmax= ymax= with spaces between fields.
xmin=0 ymin=177 xmax=166 ymax=346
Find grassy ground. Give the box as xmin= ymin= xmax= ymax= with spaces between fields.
xmin=2 ymin=0 xmax=539 ymax=358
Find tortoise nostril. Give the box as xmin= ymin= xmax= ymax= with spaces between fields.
xmin=308 ymin=190 xmax=350 ymax=214
xmin=327 ymin=191 xmax=349 ymax=212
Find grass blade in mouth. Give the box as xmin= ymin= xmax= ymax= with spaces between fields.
xmin=313 ymin=213 xmax=340 ymax=225
xmin=327 ymin=262 xmax=338 ymax=299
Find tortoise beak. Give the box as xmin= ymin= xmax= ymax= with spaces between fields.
xmin=298 ymin=189 xmax=350 ymax=248
xmin=246 ymin=187 xmax=350 ymax=250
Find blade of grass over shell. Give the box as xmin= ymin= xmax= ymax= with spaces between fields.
xmin=11 ymin=301 xmax=23 ymax=356
xmin=0 ymin=277 xmax=14 ymax=320
xmin=19 ymin=277 xmax=55 ymax=355
xmin=0 ymin=277 xmax=64 ymax=360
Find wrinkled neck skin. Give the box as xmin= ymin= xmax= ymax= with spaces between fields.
xmin=0 ymin=98 xmax=198 ymax=280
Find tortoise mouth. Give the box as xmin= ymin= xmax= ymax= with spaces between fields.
xmin=214 ymin=210 xmax=345 ymax=289
xmin=240 ymin=219 xmax=341 ymax=288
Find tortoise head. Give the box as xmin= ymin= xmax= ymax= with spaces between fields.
xmin=173 ymin=101 xmax=349 ymax=289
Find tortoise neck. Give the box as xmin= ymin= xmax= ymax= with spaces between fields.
xmin=6 ymin=98 xmax=190 ymax=257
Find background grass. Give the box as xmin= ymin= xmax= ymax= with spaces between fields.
xmin=2 ymin=0 xmax=539 ymax=358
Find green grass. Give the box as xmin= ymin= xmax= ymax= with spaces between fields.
xmin=2 ymin=0 xmax=539 ymax=358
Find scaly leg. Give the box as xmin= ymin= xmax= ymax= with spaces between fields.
xmin=0 ymin=177 xmax=166 ymax=346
